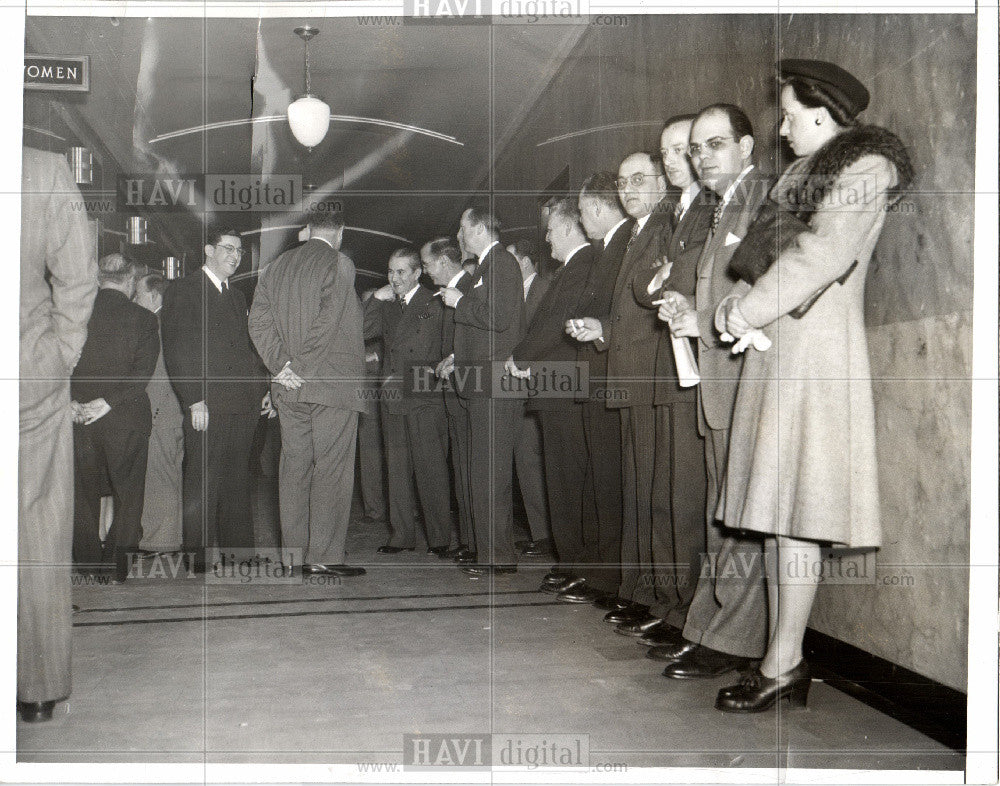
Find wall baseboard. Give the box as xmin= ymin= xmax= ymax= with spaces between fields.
xmin=804 ymin=628 xmax=967 ymax=753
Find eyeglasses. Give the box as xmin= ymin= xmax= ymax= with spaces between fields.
xmin=687 ymin=136 xmax=738 ymax=158
xmin=616 ymin=172 xmax=654 ymax=190
xmin=215 ymin=243 xmax=243 ymax=258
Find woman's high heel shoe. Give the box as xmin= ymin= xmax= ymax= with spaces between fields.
xmin=715 ymin=660 xmax=811 ymax=713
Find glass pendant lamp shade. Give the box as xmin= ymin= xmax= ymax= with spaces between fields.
xmin=287 ymin=94 xmax=330 ymax=148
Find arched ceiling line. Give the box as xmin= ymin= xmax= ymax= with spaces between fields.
xmin=149 ymin=115 xmax=464 ymax=146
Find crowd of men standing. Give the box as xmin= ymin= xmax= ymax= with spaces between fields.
xmin=16 ymin=98 xmax=781 ymax=722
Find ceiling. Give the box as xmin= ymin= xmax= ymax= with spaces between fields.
xmin=24 ymin=15 xmax=589 ymax=282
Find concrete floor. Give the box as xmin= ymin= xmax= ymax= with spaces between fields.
xmin=18 ymin=511 xmax=963 ymax=772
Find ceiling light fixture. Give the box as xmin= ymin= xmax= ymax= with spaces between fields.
xmin=286 ymin=25 xmax=330 ymax=150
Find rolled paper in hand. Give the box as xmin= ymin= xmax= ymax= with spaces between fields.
xmin=672 ymin=334 xmax=700 ymax=387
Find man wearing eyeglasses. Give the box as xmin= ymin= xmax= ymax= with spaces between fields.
xmin=161 ymin=227 xmax=269 ymax=573
xmin=628 ymin=115 xmax=715 ymax=647
xmin=648 ymin=103 xmax=769 ymax=680
xmin=566 ymin=151 xmax=673 ymax=635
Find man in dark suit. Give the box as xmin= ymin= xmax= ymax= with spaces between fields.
xmin=567 ymin=152 xmax=672 ymax=632
xmin=134 ymin=272 xmax=184 ymax=556
xmin=249 ymin=212 xmax=366 ymax=577
xmin=629 ymin=116 xmax=713 ymax=643
xmin=358 ymin=300 xmax=388 ymax=525
xmin=650 ymin=103 xmax=769 ymax=678
xmin=363 ymin=249 xmax=451 ymax=555
xmin=440 ymin=207 xmax=526 ymax=575
xmin=509 ymin=198 xmax=594 ymax=592
xmin=71 ymin=254 xmax=159 ymax=583
xmin=558 ymin=172 xmax=632 ymax=607
xmin=18 ymin=147 xmax=97 ymax=722
xmin=509 ymin=239 xmax=551 ymax=557
xmin=425 ymin=238 xmax=475 ymax=558
xmin=161 ymin=228 xmax=269 ymax=573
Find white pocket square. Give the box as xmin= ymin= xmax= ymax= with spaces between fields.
xmin=724 ymin=232 xmax=743 ymax=247
xmin=473 ymin=278 xmax=484 ymax=288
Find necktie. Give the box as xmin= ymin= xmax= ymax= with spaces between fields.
xmin=672 ymin=200 xmax=684 ymax=230
xmin=710 ymin=201 xmax=726 ymax=233
xmin=625 ymin=221 xmax=640 ymax=253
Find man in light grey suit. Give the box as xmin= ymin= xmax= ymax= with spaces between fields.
xmin=652 ymin=103 xmax=769 ymax=677
xmin=249 ymin=211 xmax=367 ymax=577
xmin=18 ymin=147 xmax=97 ymax=722
xmin=135 ymin=273 xmax=184 ymax=555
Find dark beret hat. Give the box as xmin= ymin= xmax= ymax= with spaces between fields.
xmin=778 ymin=59 xmax=870 ymax=119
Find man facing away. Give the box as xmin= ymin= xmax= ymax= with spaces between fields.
xmin=249 ymin=211 xmax=367 ymax=577
xmin=18 ymin=147 xmax=97 ymax=723
xmin=71 ymin=254 xmax=159 ymax=583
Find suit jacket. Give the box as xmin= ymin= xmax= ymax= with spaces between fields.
xmin=161 ymin=268 xmax=267 ymax=416
xmin=524 ymin=273 xmax=550 ymax=324
xmin=452 ymin=243 xmax=526 ymax=398
xmin=363 ymin=285 xmax=445 ymax=414
xmin=147 ymin=314 xmax=183 ymax=431
xmin=596 ymin=200 xmax=674 ymax=409
xmin=514 ymin=245 xmax=595 ymax=411
xmin=574 ymin=219 xmax=633 ymax=403
xmin=440 ymin=271 xmax=474 ymax=359
xmin=633 ymin=191 xmax=716 ymax=405
xmin=71 ymin=288 xmax=159 ymax=435
xmin=19 ymin=147 xmax=97 ymax=422
xmin=249 ymin=238 xmax=365 ymax=412
xmin=694 ymin=167 xmax=770 ymax=430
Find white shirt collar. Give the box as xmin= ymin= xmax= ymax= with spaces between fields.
xmin=447 ymin=269 xmax=466 ymax=289
xmin=311 ymin=236 xmax=336 ymax=250
xmin=477 ymin=240 xmax=500 ymax=265
xmin=720 ymin=165 xmax=755 ymax=207
xmin=564 ymin=243 xmax=590 ymax=265
xmin=634 ymin=213 xmax=651 ymax=234
xmin=522 ymin=271 xmax=537 ymax=299
xmin=202 ymin=264 xmax=226 ymax=293
xmin=401 ymin=284 xmax=420 ymax=305
xmin=603 ymin=217 xmax=629 ymax=248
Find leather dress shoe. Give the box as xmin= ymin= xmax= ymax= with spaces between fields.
xmin=305 ymin=564 xmax=367 ymax=577
xmin=443 ymin=545 xmax=466 ymax=558
xmin=661 ymin=646 xmax=753 ymax=679
xmin=614 ymin=614 xmax=662 ymax=637
xmin=520 ymin=538 xmax=552 ymax=556
xmin=541 ymin=576 xmax=583 ymax=594
xmin=377 ymin=545 xmax=414 ymax=554
xmin=645 ymin=639 xmax=700 ymax=662
xmin=542 ymin=570 xmax=571 ymax=585
xmin=557 ymin=584 xmax=606 ymax=603
xmin=716 ymin=660 xmax=811 ymax=713
xmin=592 ymin=594 xmax=632 ymax=612
xmin=638 ymin=622 xmax=685 ymax=647
xmin=514 ymin=539 xmax=531 ymax=551
xmin=427 ymin=546 xmax=451 ymax=557
xmin=17 ymin=700 xmax=55 ymax=723
xmin=453 ymin=549 xmax=478 ymax=564
xmin=603 ymin=603 xmax=649 ymax=624
xmin=462 ymin=564 xmax=517 ymax=577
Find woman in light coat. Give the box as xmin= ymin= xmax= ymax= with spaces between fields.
xmin=715 ymin=59 xmax=913 ymax=712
